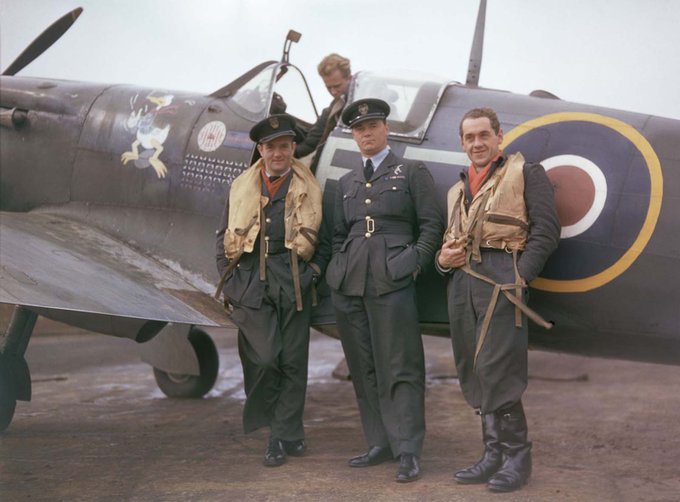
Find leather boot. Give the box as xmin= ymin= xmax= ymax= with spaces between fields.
xmin=454 ymin=412 xmax=503 ymax=484
xmin=487 ymin=401 xmax=532 ymax=492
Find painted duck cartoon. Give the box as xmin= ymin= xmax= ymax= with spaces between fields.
xmin=121 ymin=93 xmax=176 ymax=178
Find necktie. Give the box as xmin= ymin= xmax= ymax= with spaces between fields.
xmin=364 ymin=159 xmax=374 ymax=181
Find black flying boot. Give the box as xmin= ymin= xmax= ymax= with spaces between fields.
xmin=454 ymin=412 xmax=503 ymax=484
xmin=487 ymin=401 xmax=532 ymax=492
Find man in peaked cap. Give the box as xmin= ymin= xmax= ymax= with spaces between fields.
xmin=215 ymin=113 xmax=330 ymax=468
xmin=325 ymin=98 xmax=444 ymax=482
xmin=248 ymin=113 xmax=298 ymax=144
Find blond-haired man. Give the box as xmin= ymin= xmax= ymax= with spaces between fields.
xmin=295 ymin=53 xmax=352 ymax=172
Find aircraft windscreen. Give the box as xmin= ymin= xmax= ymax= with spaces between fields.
xmin=228 ymin=65 xmax=277 ymax=120
xmin=272 ymin=66 xmax=318 ymax=125
xmin=350 ymin=71 xmax=449 ymax=140
xmin=225 ymin=63 xmax=318 ymax=127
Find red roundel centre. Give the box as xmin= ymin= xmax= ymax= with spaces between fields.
xmin=547 ymin=165 xmax=595 ymax=227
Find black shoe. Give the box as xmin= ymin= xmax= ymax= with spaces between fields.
xmin=281 ymin=439 xmax=306 ymax=457
xmin=396 ymin=454 xmax=421 ymax=483
xmin=263 ymin=437 xmax=287 ymax=467
xmin=348 ymin=446 xmax=393 ymax=467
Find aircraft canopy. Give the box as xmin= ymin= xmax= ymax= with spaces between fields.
xmin=349 ymin=71 xmax=450 ymax=140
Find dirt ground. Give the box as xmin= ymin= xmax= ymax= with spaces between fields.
xmin=1 ymin=317 xmax=679 ymax=502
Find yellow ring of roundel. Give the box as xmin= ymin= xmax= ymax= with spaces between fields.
xmin=501 ymin=112 xmax=663 ymax=293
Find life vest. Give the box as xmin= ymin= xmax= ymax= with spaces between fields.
xmin=445 ymin=152 xmax=529 ymax=262
xmin=224 ymin=157 xmax=322 ymax=262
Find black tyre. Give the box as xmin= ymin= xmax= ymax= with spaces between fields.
xmin=0 ymin=355 xmax=17 ymax=432
xmin=153 ymin=327 xmax=219 ymax=398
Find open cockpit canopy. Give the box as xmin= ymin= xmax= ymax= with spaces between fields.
xmin=348 ymin=70 xmax=450 ymax=141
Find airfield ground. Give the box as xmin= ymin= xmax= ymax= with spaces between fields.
xmin=1 ymin=314 xmax=679 ymax=501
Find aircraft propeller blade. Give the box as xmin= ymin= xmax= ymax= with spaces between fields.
xmin=2 ymin=7 xmax=83 ymax=76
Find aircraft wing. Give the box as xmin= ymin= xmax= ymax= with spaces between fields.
xmin=0 ymin=211 xmax=230 ymax=327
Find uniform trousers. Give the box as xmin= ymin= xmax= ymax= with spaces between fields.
xmin=231 ymin=279 xmax=312 ymax=440
xmin=447 ymin=249 xmax=528 ymax=414
xmin=332 ymin=277 xmax=425 ymax=457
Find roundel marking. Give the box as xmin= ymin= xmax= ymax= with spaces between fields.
xmin=197 ymin=121 xmax=227 ymax=152
xmin=502 ymin=112 xmax=663 ymax=293
xmin=541 ymin=154 xmax=607 ymax=238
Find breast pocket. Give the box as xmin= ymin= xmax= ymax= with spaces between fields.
xmin=342 ymin=185 xmax=361 ymax=220
xmin=378 ymin=180 xmax=411 ymax=217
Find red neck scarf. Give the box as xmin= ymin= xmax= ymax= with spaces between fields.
xmin=468 ymin=150 xmax=503 ymax=197
xmin=261 ymin=169 xmax=290 ymax=198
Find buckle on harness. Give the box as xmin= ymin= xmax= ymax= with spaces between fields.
xmin=365 ymin=216 xmax=375 ymax=234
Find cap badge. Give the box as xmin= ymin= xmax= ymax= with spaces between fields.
xmin=358 ymin=103 xmax=369 ymax=116
xmin=269 ymin=117 xmax=280 ymax=129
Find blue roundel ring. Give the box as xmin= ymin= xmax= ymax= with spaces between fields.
xmin=502 ymin=112 xmax=663 ymax=293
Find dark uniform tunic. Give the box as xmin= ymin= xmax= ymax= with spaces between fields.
xmin=444 ymin=160 xmax=560 ymax=414
xmin=295 ymin=95 xmax=345 ymax=173
xmin=216 ymin=174 xmax=330 ymax=440
xmin=295 ymin=103 xmax=331 ymax=158
xmin=326 ymin=150 xmax=443 ymax=457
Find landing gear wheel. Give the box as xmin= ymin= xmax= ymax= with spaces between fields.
xmin=153 ymin=327 xmax=219 ymax=398
xmin=0 ymin=355 xmax=17 ymax=432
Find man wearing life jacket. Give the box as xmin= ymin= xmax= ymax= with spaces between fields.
xmin=215 ymin=114 xmax=330 ymax=467
xmin=326 ymin=98 xmax=444 ymax=483
xmin=436 ymin=107 xmax=561 ymax=492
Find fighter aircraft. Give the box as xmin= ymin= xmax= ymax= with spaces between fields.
xmin=1 ymin=1 xmax=678 ymax=432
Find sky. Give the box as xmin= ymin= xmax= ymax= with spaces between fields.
xmin=1 ymin=0 xmax=679 ymax=121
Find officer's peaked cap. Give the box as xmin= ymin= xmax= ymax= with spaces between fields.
xmin=341 ymin=98 xmax=390 ymax=128
xmin=249 ymin=114 xmax=297 ymax=144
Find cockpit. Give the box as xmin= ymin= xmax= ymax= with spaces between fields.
xmin=347 ymin=71 xmax=448 ymax=140
xmin=214 ymin=61 xmax=318 ymax=131
xmin=213 ymin=60 xmax=449 ymax=166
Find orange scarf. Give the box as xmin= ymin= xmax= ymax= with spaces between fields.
xmin=468 ymin=151 xmax=503 ymax=197
xmin=261 ymin=169 xmax=290 ymax=198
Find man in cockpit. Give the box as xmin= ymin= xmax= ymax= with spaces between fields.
xmin=295 ymin=53 xmax=352 ymax=173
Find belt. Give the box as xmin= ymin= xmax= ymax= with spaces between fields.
xmin=263 ymin=237 xmax=287 ymax=255
xmin=348 ymin=218 xmax=413 ymax=239
xmin=480 ymin=241 xmax=524 ymax=253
